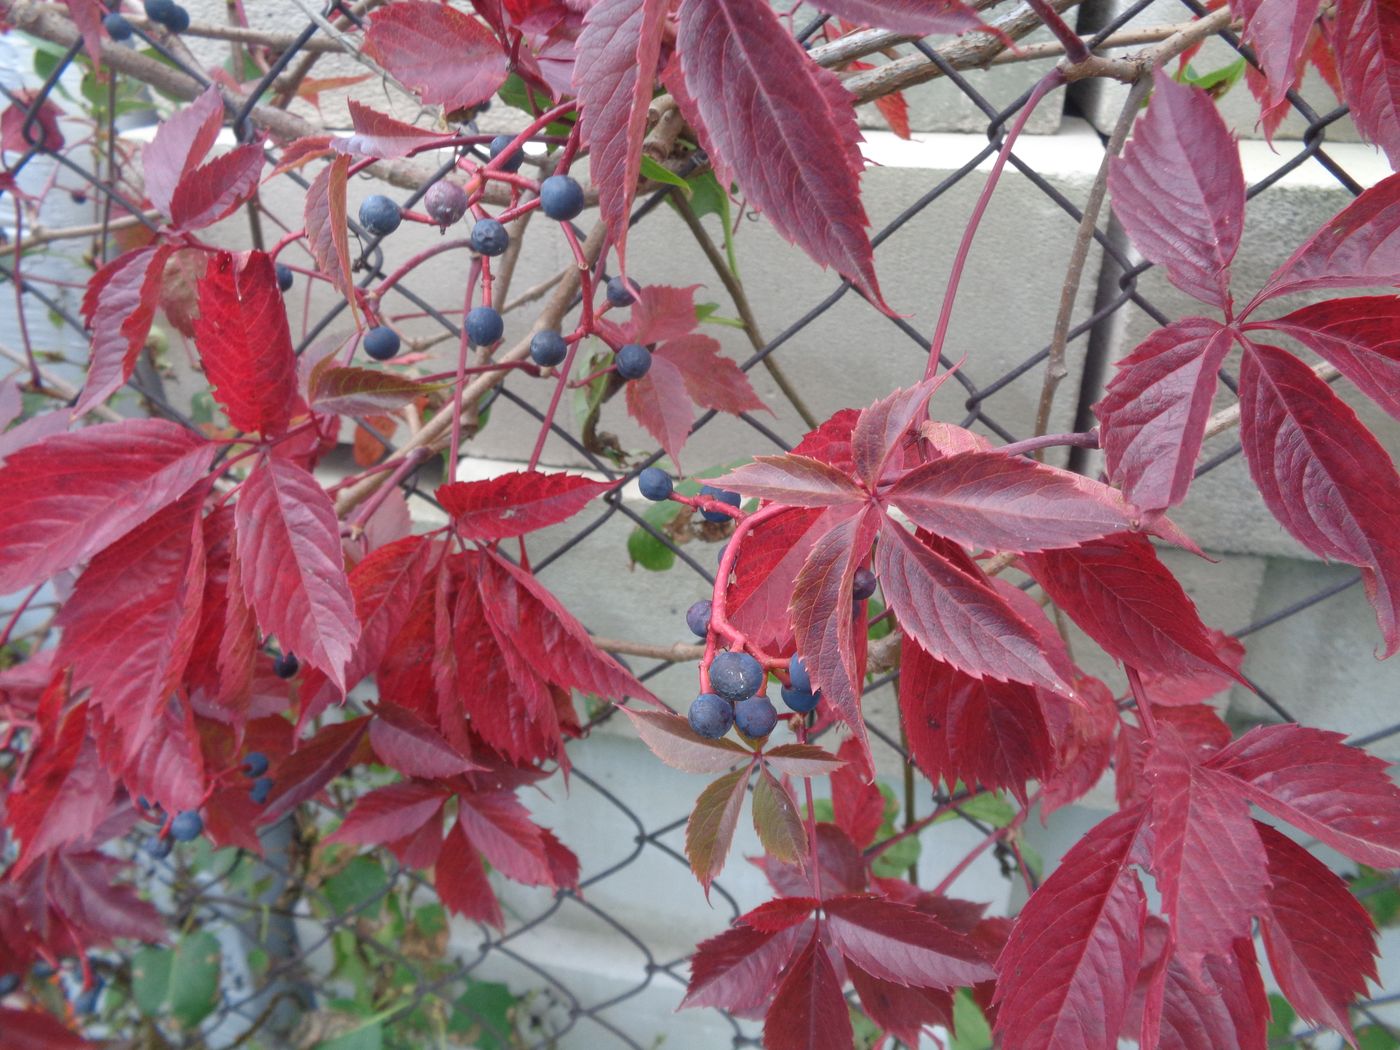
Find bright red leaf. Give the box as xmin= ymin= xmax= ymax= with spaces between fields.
xmin=369 ymin=702 xmax=479 ymax=778
xmin=259 ymin=718 xmax=371 ymax=825
xmin=326 ymin=780 xmax=448 ymax=850
xmin=305 ymin=155 xmax=355 ymax=307
xmin=763 ymin=930 xmax=854 ymax=1050
xmin=1334 ymin=0 xmax=1400 ymax=168
xmin=718 ymin=453 xmax=867 ymax=507
xmin=168 ymin=140 xmax=266 ymax=231
xmin=823 ymin=893 xmax=994 ymax=989
xmin=364 ymin=1 xmax=508 ymax=110
xmin=333 ymin=99 xmax=454 ymax=159
xmin=436 ymin=821 xmax=503 ymax=928
xmin=682 ymin=920 xmax=810 ymax=1015
xmin=1234 ymin=0 xmax=1324 ymax=109
xmin=142 ymin=86 xmax=224 ymax=221
xmin=77 ymin=243 xmax=176 ymax=415
xmin=436 ymin=470 xmax=617 ymax=542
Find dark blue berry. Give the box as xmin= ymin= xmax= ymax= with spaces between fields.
xmin=104 ymin=12 xmax=133 ymax=39
xmin=466 ymin=306 xmax=504 ymax=347
xmin=686 ymin=600 xmax=712 ymax=638
xmin=31 ymin=962 xmax=55 ymax=979
xmin=788 ymin=655 xmax=812 ymax=694
xmin=734 ymin=696 xmax=778 ymax=739
xmin=0 ymin=974 xmax=20 ymax=996
xmin=364 ymin=326 xmax=401 ymax=361
xmin=74 ymin=977 xmax=103 ymax=1014
xmin=250 ymin=777 xmax=273 ymax=806
xmin=853 ymin=567 xmax=877 ymax=601
xmin=606 ymin=276 xmax=636 ymax=307
xmin=242 ymin=751 xmax=269 ymax=777
xmin=358 ymin=194 xmax=402 ymax=236
xmin=143 ymin=834 xmax=173 ymax=858
xmin=709 ymin=650 xmax=764 ymax=702
xmin=143 ymin=0 xmax=176 ymax=23
xmin=169 ymin=810 xmax=203 ymax=842
xmin=165 ymin=4 xmax=189 ymax=32
xmin=470 ymin=217 xmax=509 ymax=257
xmin=274 ymin=651 xmax=299 ymax=678
xmin=781 ymin=685 xmax=820 ymax=714
xmin=687 ymin=693 xmax=733 ymax=739
xmin=530 ymin=330 xmax=568 ymax=367
xmin=615 ymin=343 xmax=651 ymax=380
xmin=539 ymin=175 xmax=584 ymax=221
xmin=638 ymin=467 xmax=672 ymax=501
xmin=699 ymin=485 xmax=741 ymax=524
xmin=489 ymin=134 xmax=524 ymax=173
xmin=275 ymin=263 xmax=293 ymax=292
xmin=424 ymin=181 xmax=468 ymax=227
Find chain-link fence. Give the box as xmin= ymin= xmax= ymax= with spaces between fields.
xmin=2 ymin=0 xmax=1398 ymax=1046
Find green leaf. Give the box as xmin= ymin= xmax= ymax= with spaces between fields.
xmin=1175 ymin=57 xmax=1247 ymax=97
xmin=752 ymin=766 xmax=807 ymax=864
xmin=950 ymin=988 xmax=993 ymax=1049
xmin=1016 ymin=840 xmax=1044 ymax=881
xmin=865 ymin=597 xmax=892 ymax=641
xmin=1266 ymin=993 xmax=1296 ymax=1042
xmin=935 ymin=792 xmax=1017 ymax=828
xmin=1352 ymin=866 xmax=1400 ymax=926
xmin=628 ymin=500 xmax=682 ymax=572
xmin=850 ymin=1005 xmax=882 ymax=1049
xmin=315 ymin=1020 xmax=384 ymax=1050
xmin=133 ymin=932 xmax=222 ymax=1028
xmin=449 ymin=979 xmax=518 ymax=1048
xmin=1358 ymin=1027 xmax=1400 ymax=1050
xmin=496 ymin=74 xmax=574 ymax=136
xmin=324 ymin=855 xmax=390 ymax=919
xmin=685 ymin=171 xmax=739 ymax=276
xmin=694 ymin=302 xmax=747 ymax=329
xmin=641 ymin=155 xmax=692 ymax=196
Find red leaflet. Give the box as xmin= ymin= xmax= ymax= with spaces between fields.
xmin=1334 ymin=0 xmax=1400 ymax=168
xmin=369 ymin=703 xmax=479 ymax=778
xmin=0 ymin=90 xmax=65 ymax=154
xmin=1256 ymin=822 xmax=1377 ymax=1039
xmin=823 ymin=894 xmax=994 ymax=989
xmin=621 ymin=708 xmax=752 ymax=774
xmin=791 ymin=506 xmax=881 ymax=764
xmin=761 ymin=743 xmax=845 ymax=779
xmin=364 ymin=1 xmax=508 ymax=110
xmin=1021 ymin=533 xmax=1244 ymax=681
xmin=1237 ymin=341 xmax=1400 ymax=654
xmin=1253 ymin=295 xmax=1400 ymax=421
xmin=1108 ymin=70 xmax=1244 ymax=312
xmin=310 ymin=365 xmax=447 ymax=417
xmin=878 ymin=523 xmax=1067 ymax=692
xmin=752 ymin=767 xmax=807 ymax=864
xmin=810 ymin=0 xmax=982 ymax=34
xmin=333 ymin=100 xmax=454 ymax=159
xmin=1137 ymin=627 xmax=1245 ymax=706
xmin=1250 ymin=174 xmax=1400 ymax=305
xmin=1235 ymin=0 xmax=1324 ymax=109
xmin=436 ymin=822 xmax=503 ymax=927
xmin=234 ymin=455 xmax=360 ymax=690
xmin=851 ymin=377 xmax=945 ymax=487
xmin=763 ymin=931 xmax=854 ymax=1050
xmin=682 ymin=920 xmax=810 ymax=1014
xmin=195 ymin=251 xmax=300 ymax=436
xmin=1207 ymin=723 xmax=1400 ymax=867
xmin=624 ymin=284 xmax=711 ymax=344
xmin=141 ymin=86 xmax=224 ymax=221
xmin=675 ymin=0 xmax=886 ymax=307
xmin=456 ymin=791 xmax=556 ymax=885
xmin=831 ymin=738 xmax=883 ymax=848
xmin=717 ymin=453 xmax=867 ymax=507
xmin=898 ymin=642 xmax=1053 ymax=803
xmin=1134 ymin=928 xmax=1269 ymax=1050
xmin=77 ymin=244 xmax=176 ymax=415
xmin=259 ymin=718 xmax=371 ymax=824
xmin=109 ymin=695 xmax=207 ymax=814
xmin=728 ymin=506 xmax=849 ymax=654
xmin=573 ymin=0 xmax=669 ymax=253
xmin=994 ymin=806 xmax=1149 ymax=1050
xmin=435 ymin=470 xmax=617 ymax=542
xmin=55 ymin=495 xmax=206 ymax=756
xmin=624 ymin=354 xmax=693 ymax=466
xmin=326 ymin=780 xmax=448 ymax=849
xmin=305 ymin=155 xmax=355 ymax=306
xmin=685 ymin=767 xmax=753 ymax=890
xmin=885 ymin=450 xmax=1135 ymax=553
xmin=1 ymin=1007 xmax=99 ymax=1050
xmin=0 ymin=418 xmax=214 ymax=594
xmin=1041 ymin=674 xmax=1119 ymax=814
xmin=168 ymin=141 xmax=266 ymax=231
xmin=1095 ymin=317 xmax=1235 ymax=512
xmin=849 ymin=966 xmax=952 ymax=1045
xmin=791 ymin=407 xmax=858 ymax=471
xmin=1143 ymin=727 xmax=1268 ymax=976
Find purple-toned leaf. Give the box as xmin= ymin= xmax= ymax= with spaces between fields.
xmin=437 ymin=821 xmax=503 ymax=928
xmin=142 ymin=86 xmax=223 ymax=220
xmin=716 ymin=453 xmax=867 ymax=507
xmin=810 ymin=0 xmax=983 ymax=35
xmin=234 ymin=454 xmax=360 ymax=690
xmin=456 ymin=791 xmax=556 ymax=886
xmin=435 ymin=471 xmax=617 ymax=542
xmin=763 ymin=930 xmax=854 ymax=1050
xmin=752 ymin=766 xmax=807 ymax=865
xmin=305 ymin=155 xmax=356 ymax=306
xmin=1252 ymin=296 xmax=1400 ymax=421
xmin=824 ymin=894 xmax=994 ymax=989
xmin=1238 ymin=340 xmax=1400 ymax=654
xmin=1235 ymin=0 xmax=1324 ymax=109
xmin=1334 ymin=0 xmax=1400 ymax=168
xmin=325 ymin=780 xmax=448 ymax=848
xmin=169 ymin=141 xmax=265 ymax=231
xmin=1256 ymin=821 xmax=1378 ymax=1040
xmin=0 ymin=418 xmax=214 ymax=594
xmin=994 ymin=806 xmax=1149 ymax=1050
xmin=259 ymin=718 xmax=371 ymax=824
xmin=573 ymin=0 xmax=669 ymax=255
xmin=1109 ymin=69 xmax=1243 ymax=311
xmin=1095 ymin=317 xmax=1235 ymax=512
xmin=194 ymin=250 xmax=299 ymax=436
xmin=675 ymin=0 xmax=887 ymax=307
xmin=1021 ymin=533 xmax=1246 ymax=681
xmin=849 ymin=965 xmax=953 ymax=1046
xmin=333 ymin=99 xmax=454 ymax=159
xmin=685 ymin=767 xmax=753 ymax=891
xmin=364 ymin=1 xmax=508 ymax=110
xmin=851 ymin=376 xmax=947 ymax=487
xmin=624 ymin=351 xmax=694 ymax=467
xmin=621 ymin=708 xmax=753 ymax=774
xmin=1134 ymin=929 xmax=1270 ymax=1050
xmin=682 ymin=921 xmax=809 ymax=1014
xmin=310 ymin=365 xmax=450 ymax=417
xmin=369 ymin=702 xmax=480 ymax=778
xmin=885 ymin=450 xmax=1136 ymax=553
xmin=1208 ymin=723 xmax=1400 ymax=867
xmin=1250 ymin=174 xmax=1400 ymax=305
xmin=761 ymin=743 xmax=846 ymax=779
xmin=877 ymin=522 xmax=1068 ymax=693
xmin=78 ymin=244 xmax=175 ymax=415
